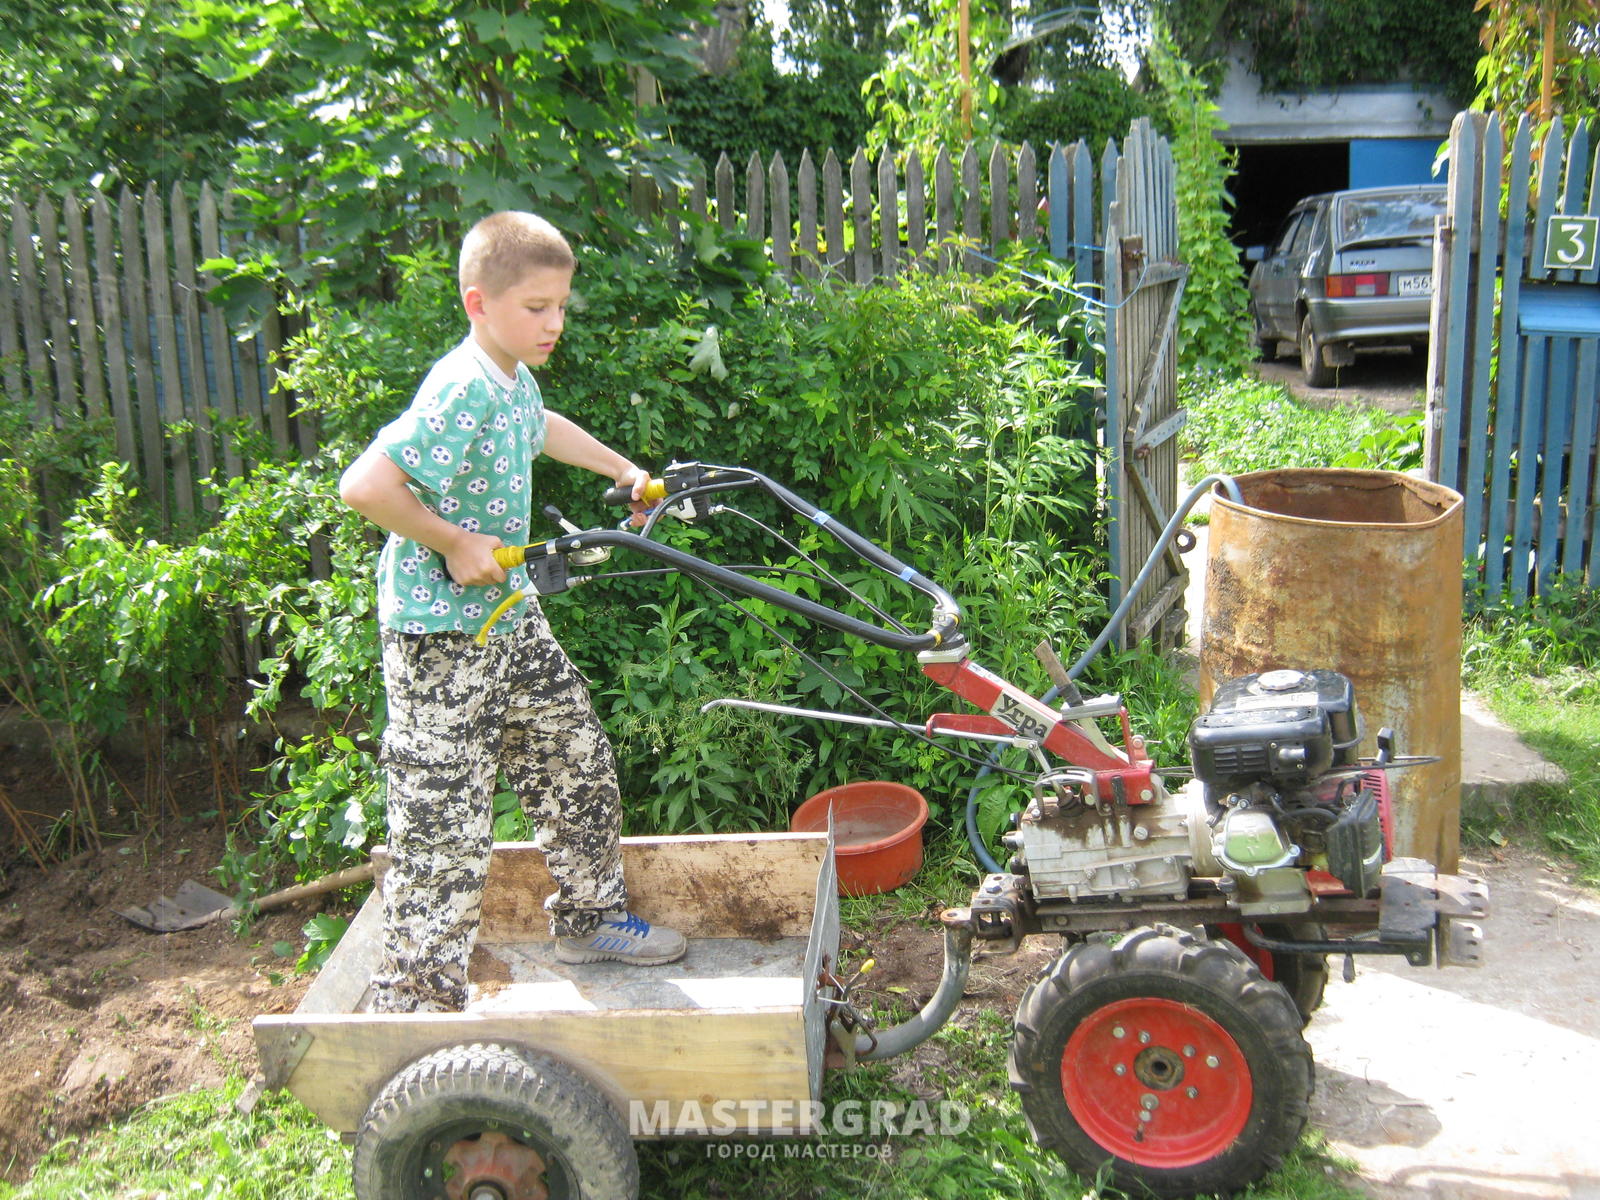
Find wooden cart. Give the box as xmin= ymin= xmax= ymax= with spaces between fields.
xmin=252 ymin=831 xmax=840 ymax=1199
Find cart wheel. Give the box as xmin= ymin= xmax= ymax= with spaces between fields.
xmin=352 ymin=1041 xmax=639 ymax=1200
xmin=1009 ymin=927 xmax=1312 ymax=1199
xmin=1209 ymin=922 xmax=1329 ymax=1026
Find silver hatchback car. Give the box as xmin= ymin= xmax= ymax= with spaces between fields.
xmin=1246 ymin=185 xmax=1446 ymax=386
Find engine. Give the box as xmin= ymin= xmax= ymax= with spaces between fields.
xmin=1004 ymin=668 xmax=1389 ymax=917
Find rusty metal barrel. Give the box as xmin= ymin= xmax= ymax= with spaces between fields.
xmin=1199 ymin=469 xmax=1464 ymax=871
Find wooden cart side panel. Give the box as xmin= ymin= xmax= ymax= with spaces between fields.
xmin=256 ymin=1007 xmax=811 ymax=1135
xmin=801 ymin=828 xmax=839 ymax=1102
xmin=295 ymin=885 xmax=384 ymax=1016
xmin=373 ymin=832 xmax=828 ymax=945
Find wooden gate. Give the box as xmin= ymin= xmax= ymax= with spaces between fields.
xmin=1426 ymin=112 xmax=1600 ymax=603
xmin=1100 ymin=121 xmax=1188 ymax=647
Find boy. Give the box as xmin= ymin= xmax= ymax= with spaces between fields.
xmin=340 ymin=211 xmax=685 ymax=1014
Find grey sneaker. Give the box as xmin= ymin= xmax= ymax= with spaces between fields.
xmin=555 ymin=911 xmax=687 ymax=966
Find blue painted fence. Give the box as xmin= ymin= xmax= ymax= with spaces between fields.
xmin=1427 ymin=112 xmax=1600 ymax=604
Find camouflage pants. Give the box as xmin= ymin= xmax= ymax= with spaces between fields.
xmin=369 ymin=601 xmax=625 ymax=1013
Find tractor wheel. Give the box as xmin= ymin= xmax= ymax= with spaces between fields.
xmin=1210 ymin=922 xmax=1329 ymax=1027
xmin=1009 ymin=927 xmax=1312 ymax=1199
xmin=352 ymin=1041 xmax=639 ymax=1200
xmin=1299 ymin=315 xmax=1337 ymax=387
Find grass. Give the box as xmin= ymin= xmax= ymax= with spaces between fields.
xmin=1460 ymin=581 xmax=1600 ymax=882
xmin=1179 ymin=372 xmax=1423 ymax=477
xmin=2 ymin=1003 xmax=1367 ymax=1200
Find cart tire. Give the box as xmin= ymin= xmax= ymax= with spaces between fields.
xmin=1209 ymin=922 xmax=1329 ymax=1027
xmin=352 ymin=1041 xmax=639 ymax=1200
xmin=1009 ymin=927 xmax=1312 ymax=1198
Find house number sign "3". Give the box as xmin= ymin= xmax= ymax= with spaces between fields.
xmin=1543 ymin=214 xmax=1600 ymax=272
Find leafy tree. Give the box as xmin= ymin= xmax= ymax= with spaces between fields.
xmin=862 ymin=0 xmax=1006 ymax=158
xmin=1149 ymin=34 xmax=1254 ymax=374
xmin=169 ymin=0 xmax=711 ymax=294
xmin=1474 ymin=0 xmax=1600 ymax=133
xmin=0 ymin=0 xmax=260 ymax=198
xmin=1158 ymin=0 xmax=1482 ymax=100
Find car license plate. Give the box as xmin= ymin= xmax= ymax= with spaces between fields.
xmin=1397 ymin=272 xmax=1433 ymax=296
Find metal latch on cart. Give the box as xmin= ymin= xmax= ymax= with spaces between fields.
xmin=1378 ymin=858 xmax=1491 ymax=967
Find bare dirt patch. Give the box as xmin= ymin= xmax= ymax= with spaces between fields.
xmin=0 ymin=772 xmax=325 ymax=1184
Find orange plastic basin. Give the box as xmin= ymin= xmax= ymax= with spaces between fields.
xmin=790 ymin=781 xmax=929 ymax=896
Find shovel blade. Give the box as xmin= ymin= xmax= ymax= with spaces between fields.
xmin=117 ymin=879 xmax=237 ymax=932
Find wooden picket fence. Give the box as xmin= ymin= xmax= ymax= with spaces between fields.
xmin=1426 ymin=112 xmax=1600 ymax=603
xmin=2 ymin=141 xmax=1115 ymax=534
xmin=1 ymin=183 xmax=302 ymax=530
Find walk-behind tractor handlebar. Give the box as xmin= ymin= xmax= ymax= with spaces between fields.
xmin=480 ymin=462 xmax=1489 ymax=1199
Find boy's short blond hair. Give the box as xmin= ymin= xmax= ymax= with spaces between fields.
xmin=459 ymin=211 xmax=576 ymax=297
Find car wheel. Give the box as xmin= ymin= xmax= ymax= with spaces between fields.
xmin=1299 ymin=315 xmax=1336 ymax=387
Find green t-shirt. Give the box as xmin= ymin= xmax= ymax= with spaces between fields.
xmin=371 ymin=337 xmax=548 ymax=636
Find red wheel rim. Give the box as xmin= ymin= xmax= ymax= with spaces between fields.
xmin=1061 ymin=996 xmax=1253 ymax=1168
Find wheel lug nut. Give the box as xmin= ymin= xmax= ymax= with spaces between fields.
xmin=1138 ymin=1110 xmax=1154 ymax=1122
xmin=1205 ymin=1055 xmax=1219 ymax=1068
xmin=1138 ymin=1031 xmax=1151 ymax=1044
xmin=1112 ymin=1025 xmax=1126 ymax=1039
xmin=1183 ymin=1044 xmax=1195 ymax=1057
xmin=1114 ymin=1063 xmax=1127 ymax=1075
xmin=1186 ymin=1086 xmax=1198 ymax=1099
xmin=1141 ymin=1094 xmax=1158 ymax=1110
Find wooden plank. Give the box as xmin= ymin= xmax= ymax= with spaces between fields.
xmin=1513 ymin=121 xmax=1566 ymax=600
xmin=1434 ymin=112 xmax=1479 ymax=489
xmin=171 ymin=184 xmax=217 ymax=507
xmin=877 ymin=150 xmax=898 ymax=280
xmin=988 ymin=141 xmax=1009 ymax=253
xmin=12 ymin=201 xmax=50 ymax=425
xmin=36 ymin=196 xmax=79 ymax=424
xmin=823 ymin=149 xmax=845 ymax=277
xmin=745 ymin=151 xmax=765 ymax=243
xmin=1017 ymin=141 xmax=1037 ymax=244
xmin=1104 ymin=196 xmax=1125 ymax=617
xmin=850 ymin=147 xmax=872 ymax=283
xmin=1048 ymin=143 xmax=1070 ymax=261
xmin=296 ymin=884 xmax=384 ymax=1017
xmin=687 ymin=156 xmax=708 ymax=225
xmin=715 ymin=153 xmax=736 ymax=233
xmin=934 ymin=147 xmax=955 ymax=272
xmin=255 ymin=1006 xmax=812 ymax=1136
xmin=796 ymin=149 xmax=818 ymax=279
xmin=905 ymin=152 xmax=927 ymax=269
xmin=120 ymin=186 xmax=166 ymax=519
xmin=471 ymin=834 xmax=828 ymax=945
xmin=1537 ymin=121 xmax=1589 ymax=592
xmin=145 ymin=183 xmax=193 ymax=526
xmin=0 ymin=219 xmax=22 ymax=407
xmin=960 ymin=143 xmax=981 ymax=273
xmin=198 ymin=184 xmax=243 ymax=481
xmin=1485 ymin=116 xmax=1534 ymax=604
xmin=1072 ymin=140 xmax=1094 ymax=290
xmin=221 ymin=189 xmax=268 ymax=458
xmin=1566 ymin=138 xmax=1600 ymax=581
xmin=769 ymin=152 xmax=791 ymax=279
xmin=1463 ymin=115 xmax=1503 ymax=562
xmin=91 ymin=193 xmax=137 ymax=467
xmin=63 ymin=193 xmax=107 ymax=425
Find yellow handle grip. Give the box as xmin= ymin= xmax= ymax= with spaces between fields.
xmin=493 ymin=545 xmax=527 ymax=568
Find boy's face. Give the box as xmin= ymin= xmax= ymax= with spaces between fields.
xmin=463 ymin=265 xmax=573 ymax=374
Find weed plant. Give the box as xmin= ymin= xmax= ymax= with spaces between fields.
xmin=1179 ymin=373 xmax=1424 ymax=476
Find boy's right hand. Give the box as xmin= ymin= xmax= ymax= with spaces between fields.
xmin=445 ymin=531 xmax=509 ymax=587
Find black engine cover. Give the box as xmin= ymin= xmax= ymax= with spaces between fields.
xmin=1189 ymin=669 xmax=1359 ymax=790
